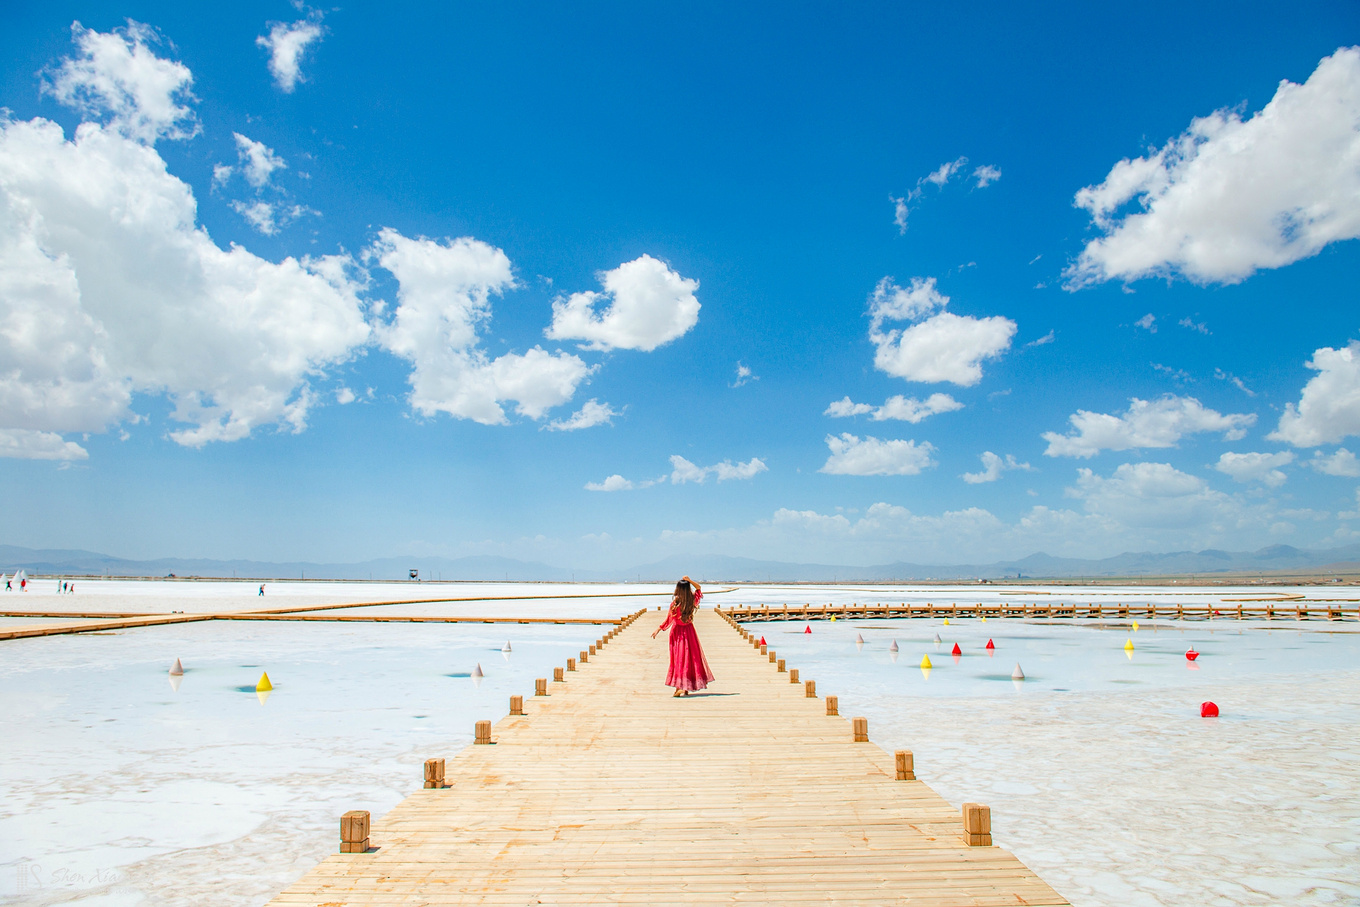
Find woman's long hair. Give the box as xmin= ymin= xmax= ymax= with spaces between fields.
xmin=674 ymin=580 xmax=696 ymax=621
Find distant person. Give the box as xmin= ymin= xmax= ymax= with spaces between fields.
xmin=651 ymin=576 xmax=715 ymax=697
xmin=259 ymin=584 xmax=265 ymax=596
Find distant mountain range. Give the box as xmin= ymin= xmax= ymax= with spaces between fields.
xmin=3 ymin=542 xmax=1358 ymax=582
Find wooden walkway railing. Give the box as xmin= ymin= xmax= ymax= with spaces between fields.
xmin=267 ymin=607 xmax=1068 ymax=906
xmin=719 ymin=601 xmax=1359 ymax=622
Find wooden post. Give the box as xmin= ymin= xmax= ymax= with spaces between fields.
xmin=759 ymin=644 xmax=767 ymax=655
xmin=589 ymin=645 xmax=596 ymax=655
xmin=895 ymin=750 xmax=915 ymax=781
xmin=852 ymin=716 xmax=868 ymax=742
xmin=554 ymin=667 xmax=565 ymax=682
xmin=826 ymin=695 xmax=838 ymax=716
xmin=805 ymin=679 xmax=816 ymax=698
xmin=788 ymin=667 xmax=798 ymax=682
xmin=777 ymin=659 xmax=786 ymax=673
xmin=474 ymin=719 xmax=492 ymax=744
xmin=423 ymin=758 xmax=446 ymax=789
xmin=340 ymin=810 xmax=370 ymax=853
xmin=768 ymin=651 xmax=777 ymax=663
xmin=962 ymin=803 xmax=992 ymax=846
xmin=535 ymin=678 xmax=547 ymax=696
xmin=510 ymin=695 xmax=524 ymax=715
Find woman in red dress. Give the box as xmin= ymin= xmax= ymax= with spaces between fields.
xmin=651 ymin=575 xmax=715 ymax=696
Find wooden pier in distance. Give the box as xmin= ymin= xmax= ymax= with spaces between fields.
xmin=724 ymin=600 xmax=1359 ymax=622
xmin=267 ymin=607 xmax=1069 ymax=906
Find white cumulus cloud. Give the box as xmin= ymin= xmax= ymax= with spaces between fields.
xmin=890 ymin=195 xmax=910 ymax=234
xmin=825 ymin=398 xmax=875 ymax=418
xmin=257 ymin=17 xmax=325 ymax=93
xmin=0 ymin=114 xmax=370 ymax=451
xmin=1066 ymin=47 xmax=1360 ymax=287
xmin=44 ymin=21 xmax=197 ymax=144
xmin=232 ymin=133 xmax=285 ymax=188
xmin=1213 ymin=451 xmax=1294 ymax=487
xmin=1043 ymin=395 xmax=1256 ymax=458
xmin=712 ymin=457 xmax=768 ymax=481
xmin=819 ymin=433 xmax=936 ymax=476
xmin=962 ymin=451 xmax=1031 ymax=484
xmin=231 ymin=200 xmax=279 ymax=235
xmin=1269 ymin=341 xmax=1360 ymax=446
xmin=585 ymin=474 xmax=634 ymax=492
xmin=587 ymin=453 xmax=766 ymax=491
xmin=730 ymin=362 xmax=756 ymax=388
xmin=0 ymin=429 xmax=89 ymax=461
xmin=669 ymin=455 xmax=708 ymax=485
xmin=1309 ymin=448 xmax=1360 ymax=477
xmin=371 ymin=229 xmax=592 ymax=425
xmin=1068 ymin=462 xmax=1239 ymax=529
xmin=546 ymin=254 xmax=699 ymax=352
xmin=923 ymin=157 xmax=968 ymax=187
xmin=973 ymin=164 xmax=1002 ymax=188
xmin=546 ymin=399 xmax=618 ymax=431
xmin=824 ymin=393 xmax=962 ymax=423
xmin=890 ymin=158 xmax=1000 ymax=232
xmin=670 ymin=454 xmax=766 ymax=484
xmin=867 ymin=277 xmax=1015 ymax=386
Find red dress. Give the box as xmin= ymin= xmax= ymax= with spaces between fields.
xmin=658 ymin=594 xmax=715 ymax=692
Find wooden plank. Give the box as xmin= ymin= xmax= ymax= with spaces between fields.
xmin=265 ymin=608 xmax=1070 ymax=906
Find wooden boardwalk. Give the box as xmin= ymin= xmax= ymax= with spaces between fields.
xmin=267 ymin=608 xmax=1069 ymax=906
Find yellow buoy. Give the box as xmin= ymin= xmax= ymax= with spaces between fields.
xmin=920 ymin=654 xmax=933 ymax=669
xmin=1132 ymin=620 xmax=1140 ymax=631
xmin=256 ymin=671 xmax=273 ymax=692
xmin=830 ymin=616 xmax=836 ymax=622
xmin=1123 ymin=639 xmax=1134 ymax=651
xmin=943 ymin=618 xmax=950 ymax=626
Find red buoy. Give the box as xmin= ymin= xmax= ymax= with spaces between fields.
xmin=759 ymin=636 xmax=767 ymax=646
xmin=985 ymin=639 xmax=995 ymax=650
xmin=951 ymin=642 xmax=962 ymax=656
xmin=1200 ymin=701 xmax=1219 ymax=718
xmin=804 ymin=625 xmax=812 ymax=634
xmin=1186 ymin=649 xmax=1199 ymax=661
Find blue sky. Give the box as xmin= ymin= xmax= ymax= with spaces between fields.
xmin=2 ymin=2 xmax=1359 ymax=569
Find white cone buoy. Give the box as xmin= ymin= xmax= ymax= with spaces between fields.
xmin=889 ymin=640 xmax=899 ymax=653
xmin=502 ymin=641 xmax=512 ymax=653
xmin=1011 ymin=663 xmax=1025 ymax=680
xmin=855 ymin=633 xmax=865 ymax=644
xmin=933 ymin=633 xmax=942 ymax=645
xmin=472 ymin=663 xmax=484 ymax=678
xmin=169 ymin=658 xmax=184 ymax=676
